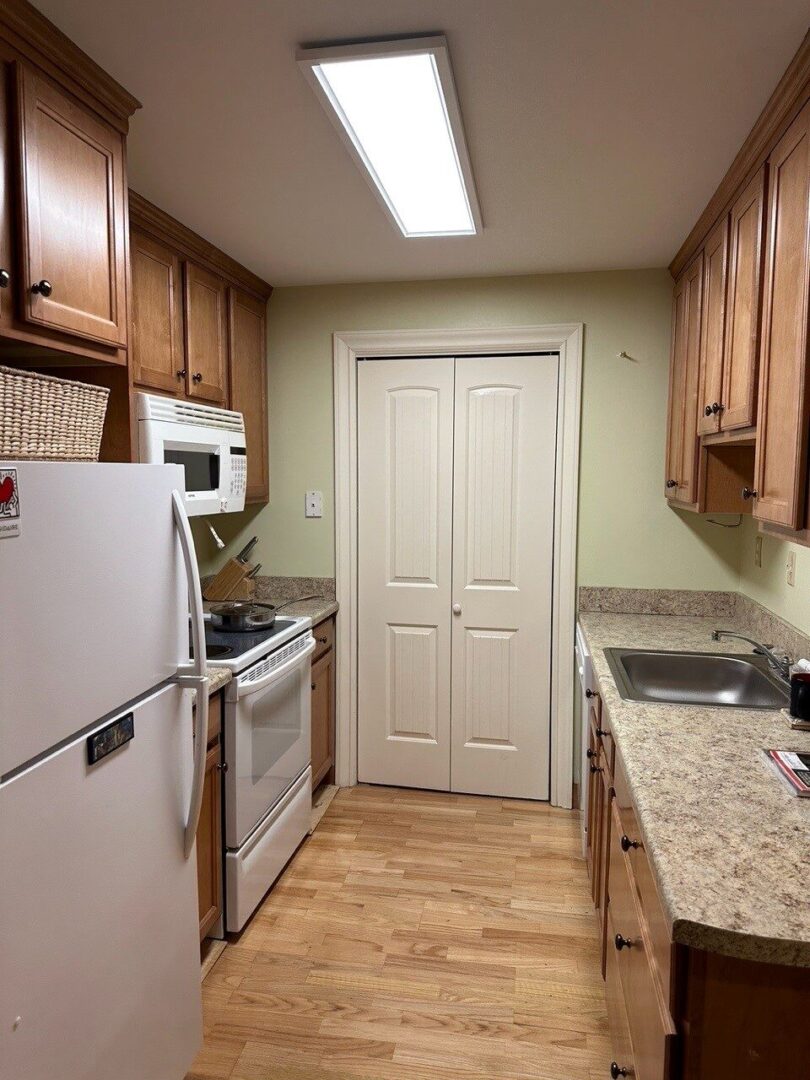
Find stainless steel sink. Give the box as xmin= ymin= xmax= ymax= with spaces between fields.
xmin=604 ymin=648 xmax=790 ymax=709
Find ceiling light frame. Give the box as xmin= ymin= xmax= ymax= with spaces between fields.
xmin=297 ymin=35 xmax=482 ymax=238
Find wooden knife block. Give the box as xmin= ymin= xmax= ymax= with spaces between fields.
xmin=202 ymin=558 xmax=257 ymax=601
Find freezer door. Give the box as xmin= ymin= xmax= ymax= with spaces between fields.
xmin=0 ymin=462 xmax=188 ymax=776
xmin=0 ymin=683 xmax=202 ymax=1080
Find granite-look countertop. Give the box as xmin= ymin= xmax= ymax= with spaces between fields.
xmin=204 ymin=665 xmax=232 ymax=696
xmin=578 ymin=611 xmax=810 ymax=967
xmin=278 ymin=598 xmax=338 ymax=625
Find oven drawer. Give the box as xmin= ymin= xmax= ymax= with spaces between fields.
xmin=225 ymin=766 xmax=311 ymax=932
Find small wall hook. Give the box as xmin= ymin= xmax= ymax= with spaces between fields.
xmin=618 ymin=350 xmax=638 ymax=362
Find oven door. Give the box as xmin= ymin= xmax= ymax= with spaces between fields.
xmin=224 ymin=634 xmax=315 ymax=848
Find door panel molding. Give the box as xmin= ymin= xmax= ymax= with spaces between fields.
xmin=335 ymin=325 xmax=583 ymax=808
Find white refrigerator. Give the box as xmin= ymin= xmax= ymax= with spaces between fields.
xmin=0 ymin=462 xmax=209 ymax=1080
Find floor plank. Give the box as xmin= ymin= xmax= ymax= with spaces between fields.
xmin=186 ymin=785 xmax=609 ymax=1079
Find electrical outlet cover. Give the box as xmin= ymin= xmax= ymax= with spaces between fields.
xmin=305 ymin=490 xmax=323 ymax=518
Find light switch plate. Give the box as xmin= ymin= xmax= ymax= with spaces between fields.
xmin=786 ymin=550 xmax=796 ymax=587
xmin=305 ymin=490 xmax=323 ymax=518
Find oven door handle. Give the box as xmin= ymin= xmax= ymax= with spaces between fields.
xmin=235 ymin=636 xmax=316 ymax=699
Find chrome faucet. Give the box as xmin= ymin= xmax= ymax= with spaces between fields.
xmin=711 ymin=630 xmax=792 ymax=683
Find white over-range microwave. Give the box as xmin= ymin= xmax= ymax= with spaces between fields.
xmin=136 ymin=392 xmax=247 ymax=516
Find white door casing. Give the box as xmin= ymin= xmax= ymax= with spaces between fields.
xmin=333 ymin=325 xmax=583 ymax=808
xmin=357 ymin=358 xmax=455 ymax=789
xmin=450 ymin=355 xmax=558 ymax=799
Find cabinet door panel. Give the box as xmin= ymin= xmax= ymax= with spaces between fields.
xmin=666 ymin=253 xmax=703 ymax=505
xmin=697 ymin=218 xmax=728 ymax=435
xmin=184 ymin=261 xmax=227 ymax=404
xmin=310 ymin=648 xmax=335 ymax=789
xmin=0 ymin=61 xmax=12 ymax=327
xmin=228 ymin=288 xmax=268 ymax=502
xmin=131 ymin=229 xmax=184 ymax=394
xmin=17 ymin=65 xmax=127 ymax=347
xmin=754 ymin=100 xmax=810 ymax=529
xmin=722 ymin=168 xmax=766 ymax=431
xmin=197 ymin=741 xmax=222 ymax=941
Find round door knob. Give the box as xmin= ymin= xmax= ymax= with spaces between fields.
xmin=585 ymin=688 xmax=598 ymax=699
xmin=620 ymin=834 xmax=640 ymax=852
xmin=216 ymin=761 xmax=229 ymax=773
xmin=665 ymin=479 xmax=677 ymax=489
xmin=452 ymin=603 xmax=462 ymax=615
xmin=741 ymin=487 xmax=757 ymax=500
xmin=0 ymin=268 xmax=9 ymax=288
xmin=610 ymin=1064 xmax=629 ymax=1079
xmin=31 ymin=279 xmax=52 ymax=297
xmin=176 ymin=368 xmax=187 ymax=379
xmin=192 ymin=372 xmax=203 ymax=383
xmin=614 ymin=933 xmax=633 ymax=951
xmin=704 ymin=404 xmax=713 ymax=416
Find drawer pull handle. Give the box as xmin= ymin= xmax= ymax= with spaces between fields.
xmin=610 ymin=1064 xmax=629 ymax=1079
xmin=620 ymin=834 xmax=640 ymax=852
xmin=614 ymin=933 xmax=633 ymax=951
xmin=585 ymin=688 xmax=599 ymax=699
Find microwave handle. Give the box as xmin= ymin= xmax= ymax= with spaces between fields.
xmin=234 ymin=636 xmax=316 ymax=699
xmin=171 ymin=489 xmax=210 ymax=858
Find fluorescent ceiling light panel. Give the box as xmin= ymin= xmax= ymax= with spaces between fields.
xmin=298 ymin=37 xmax=481 ymax=237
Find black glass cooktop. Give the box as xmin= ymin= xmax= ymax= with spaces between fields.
xmin=190 ymin=616 xmax=299 ymax=660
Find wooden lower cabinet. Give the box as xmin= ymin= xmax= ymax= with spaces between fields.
xmin=310 ymin=615 xmax=336 ymax=790
xmin=195 ymin=692 xmax=223 ymax=942
xmin=589 ymin=711 xmax=810 ymax=1080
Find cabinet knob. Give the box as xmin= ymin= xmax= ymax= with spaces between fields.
xmin=31 ymin=279 xmax=52 ymax=297
xmin=586 ymin=748 xmax=595 ymax=759
xmin=216 ymin=761 xmax=228 ymax=773
xmin=704 ymin=404 xmax=713 ymax=417
xmin=317 ymin=635 xmax=328 ymax=644
xmin=620 ymin=834 xmax=640 ymax=852
xmin=589 ymin=763 xmax=603 ymax=774
xmin=665 ymin=479 xmax=677 ymax=489
xmin=610 ymin=1064 xmax=629 ymax=1079
xmin=0 ymin=268 xmax=9 ymax=288
xmin=614 ymin=933 xmax=633 ymax=951
xmin=176 ymin=368 xmax=187 ymax=379
xmin=595 ymin=727 xmax=607 ymax=738
xmin=311 ymin=682 xmax=316 ymax=691
xmin=192 ymin=372 xmax=203 ymax=383
xmin=585 ymin=688 xmax=598 ymax=699
xmin=741 ymin=487 xmax=758 ymax=500
xmin=711 ymin=402 xmax=724 ymax=414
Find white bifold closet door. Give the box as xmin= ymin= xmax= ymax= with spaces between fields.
xmin=357 ymin=354 xmax=558 ymax=799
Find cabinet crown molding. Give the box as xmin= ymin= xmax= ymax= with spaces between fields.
xmin=0 ymin=0 xmax=141 ymax=131
xmin=670 ymin=29 xmax=810 ymax=279
xmin=129 ymin=191 xmax=273 ymax=302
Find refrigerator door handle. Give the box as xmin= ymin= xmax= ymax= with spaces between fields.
xmin=171 ymin=489 xmax=210 ymax=858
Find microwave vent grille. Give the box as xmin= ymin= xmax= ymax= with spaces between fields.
xmin=136 ymin=392 xmax=244 ymax=432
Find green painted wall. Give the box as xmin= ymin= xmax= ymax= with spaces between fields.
xmin=193 ymin=269 xmax=743 ymax=593
xmin=736 ymin=518 xmax=810 ymax=635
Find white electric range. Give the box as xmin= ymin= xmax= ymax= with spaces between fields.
xmin=202 ymin=614 xmax=314 ymax=932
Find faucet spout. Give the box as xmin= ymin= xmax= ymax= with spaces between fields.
xmin=711 ymin=630 xmax=792 ymax=683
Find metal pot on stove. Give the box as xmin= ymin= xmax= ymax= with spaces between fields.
xmin=208 ymin=602 xmax=277 ymax=632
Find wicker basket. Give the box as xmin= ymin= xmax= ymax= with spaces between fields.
xmin=0 ymin=365 xmax=110 ymax=461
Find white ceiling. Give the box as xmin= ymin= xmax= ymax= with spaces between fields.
xmin=34 ymin=0 xmax=809 ymax=286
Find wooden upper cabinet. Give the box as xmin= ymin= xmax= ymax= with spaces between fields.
xmin=130 ymin=229 xmax=184 ymax=394
xmin=0 ymin=61 xmax=12 ymax=327
xmin=754 ymin=100 xmax=810 ymax=529
xmin=184 ymin=261 xmax=227 ymax=404
xmin=722 ymin=167 xmax=766 ymax=431
xmin=16 ymin=65 xmax=128 ymax=348
xmin=228 ymin=288 xmax=268 ymax=502
xmin=697 ymin=218 xmax=728 ymax=436
xmin=666 ymin=252 xmax=703 ymax=506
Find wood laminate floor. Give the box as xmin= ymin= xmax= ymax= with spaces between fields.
xmin=186 ymin=785 xmax=610 ymax=1080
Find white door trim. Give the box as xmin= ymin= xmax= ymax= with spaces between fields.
xmin=333 ymin=324 xmax=583 ymax=807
